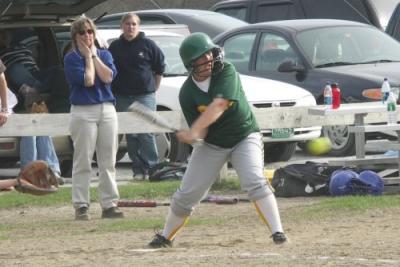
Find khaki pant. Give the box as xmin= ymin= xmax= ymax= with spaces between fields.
xmin=70 ymin=103 xmax=119 ymax=209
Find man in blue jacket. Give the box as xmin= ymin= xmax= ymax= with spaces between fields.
xmin=109 ymin=13 xmax=165 ymax=180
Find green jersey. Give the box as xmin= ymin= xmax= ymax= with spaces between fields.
xmin=179 ymin=62 xmax=259 ymax=148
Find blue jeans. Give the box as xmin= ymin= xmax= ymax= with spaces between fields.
xmin=20 ymin=136 xmax=61 ymax=174
xmin=115 ymin=93 xmax=159 ymax=174
xmin=5 ymin=63 xmax=60 ymax=93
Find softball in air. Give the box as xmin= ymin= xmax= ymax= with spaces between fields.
xmin=306 ymin=137 xmax=332 ymax=156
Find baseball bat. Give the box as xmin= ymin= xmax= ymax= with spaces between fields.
xmin=117 ymin=199 xmax=170 ymax=208
xmin=128 ymin=101 xmax=178 ymax=132
xmin=128 ymin=101 xmax=204 ymax=145
xmin=201 ymin=195 xmax=251 ymax=205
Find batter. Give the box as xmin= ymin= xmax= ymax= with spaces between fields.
xmin=148 ymin=32 xmax=287 ymax=248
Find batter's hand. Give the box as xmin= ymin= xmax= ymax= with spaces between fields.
xmin=176 ymin=130 xmax=196 ymax=144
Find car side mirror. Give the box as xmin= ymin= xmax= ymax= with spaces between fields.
xmin=278 ymin=60 xmax=305 ymax=73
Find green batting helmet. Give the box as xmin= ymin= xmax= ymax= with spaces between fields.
xmin=179 ymin=32 xmax=219 ymax=68
xmin=179 ymin=32 xmax=224 ymax=74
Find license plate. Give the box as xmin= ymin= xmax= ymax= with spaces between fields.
xmin=271 ymin=128 xmax=294 ymax=138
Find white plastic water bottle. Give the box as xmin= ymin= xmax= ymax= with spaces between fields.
xmin=323 ymin=82 xmax=332 ymax=107
xmin=381 ymin=78 xmax=391 ymax=104
xmin=387 ymin=92 xmax=397 ymax=125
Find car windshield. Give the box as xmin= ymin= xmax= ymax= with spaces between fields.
xmin=296 ymin=26 xmax=400 ymax=68
xmin=105 ymin=35 xmax=187 ymax=76
xmin=152 ymin=35 xmax=187 ymax=76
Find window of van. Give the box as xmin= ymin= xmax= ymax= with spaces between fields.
xmin=372 ymin=0 xmax=399 ymax=29
xmin=256 ymin=2 xmax=304 ymax=22
xmin=302 ymin=0 xmax=372 ymax=24
xmin=217 ymin=6 xmax=247 ymax=21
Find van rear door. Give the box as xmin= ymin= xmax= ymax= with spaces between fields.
xmin=386 ymin=3 xmax=400 ymax=42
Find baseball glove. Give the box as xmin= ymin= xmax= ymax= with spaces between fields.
xmin=14 ymin=160 xmax=59 ymax=196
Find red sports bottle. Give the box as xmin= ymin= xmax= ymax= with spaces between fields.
xmin=331 ymin=83 xmax=341 ymax=109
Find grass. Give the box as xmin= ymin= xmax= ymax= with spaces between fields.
xmin=0 ymin=178 xmax=238 ymax=239
xmin=2 ymin=179 xmax=400 ymax=229
xmin=0 ymin=179 xmax=241 ymax=209
xmin=287 ymin=194 xmax=400 ymax=221
xmin=1 ymin=179 xmax=400 ymax=213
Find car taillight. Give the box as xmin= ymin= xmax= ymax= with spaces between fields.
xmin=0 ymin=142 xmax=15 ymax=150
xmin=362 ymin=88 xmax=381 ymax=100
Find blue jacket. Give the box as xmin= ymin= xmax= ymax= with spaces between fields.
xmin=108 ymin=32 xmax=165 ymax=96
xmin=64 ymin=49 xmax=117 ymax=105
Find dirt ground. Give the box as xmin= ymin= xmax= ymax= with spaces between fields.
xmin=0 ymin=196 xmax=400 ymax=267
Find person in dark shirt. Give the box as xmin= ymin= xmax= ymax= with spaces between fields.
xmin=0 ymin=33 xmax=64 ymax=185
xmin=108 ymin=12 xmax=166 ymax=180
xmin=0 ymin=29 xmax=62 ymax=111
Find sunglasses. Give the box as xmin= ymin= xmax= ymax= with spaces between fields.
xmin=78 ymin=29 xmax=94 ymax=35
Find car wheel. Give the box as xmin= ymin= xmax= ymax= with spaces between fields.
xmin=93 ymin=134 xmax=126 ymax=163
xmin=297 ymin=141 xmax=307 ymax=151
xmin=264 ymin=142 xmax=297 ymax=162
xmin=60 ymin=159 xmax=72 ymax=178
xmin=116 ymin=150 xmax=126 ymax=161
xmin=156 ymin=132 xmax=190 ymax=162
xmin=323 ymin=125 xmax=356 ymax=156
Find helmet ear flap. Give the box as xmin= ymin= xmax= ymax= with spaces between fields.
xmin=186 ymin=63 xmax=194 ymax=75
xmin=211 ymin=47 xmax=224 ymax=75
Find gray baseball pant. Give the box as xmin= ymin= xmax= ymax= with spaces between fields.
xmin=171 ymin=132 xmax=273 ymax=217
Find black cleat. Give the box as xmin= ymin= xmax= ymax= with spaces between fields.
xmin=271 ymin=232 xmax=287 ymax=244
xmin=101 ymin=207 xmax=124 ymax=219
xmin=75 ymin=206 xmax=89 ymax=221
xmin=148 ymin=233 xmax=173 ymax=248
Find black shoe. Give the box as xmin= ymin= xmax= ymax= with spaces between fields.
xmin=57 ymin=177 xmax=65 ymax=185
xmin=54 ymin=172 xmax=64 ymax=186
xmin=101 ymin=207 xmax=124 ymax=219
xmin=148 ymin=233 xmax=173 ymax=248
xmin=132 ymin=172 xmax=148 ymax=180
xmin=18 ymin=84 xmax=43 ymax=112
xmin=75 ymin=207 xmax=89 ymax=221
xmin=271 ymin=232 xmax=287 ymax=244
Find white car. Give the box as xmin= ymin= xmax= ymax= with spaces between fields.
xmin=0 ymin=3 xmax=319 ymax=176
xmin=97 ymin=28 xmax=321 ymax=162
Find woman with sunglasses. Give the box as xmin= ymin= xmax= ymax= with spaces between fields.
xmin=64 ymin=17 xmax=123 ymax=221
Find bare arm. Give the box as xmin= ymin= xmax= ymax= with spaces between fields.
xmin=177 ymin=97 xmax=230 ymax=144
xmin=154 ymin=74 xmax=162 ymax=90
xmin=83 ymin=55 xmax=96 ymax=87
xmin=77 ymin=40 xmax=96 ymax=87
xmin=92 ymin=55 xmax=113 ymax=84
xmin=0 ymin=73 xmax=8 ymax=126
xmin=0 ymin=179 xmax=18 ymax=190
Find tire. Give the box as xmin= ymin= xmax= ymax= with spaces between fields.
xmin=264 ymin=142 xmax=297 ymax=163
xmin=323 ymin=125 xmax=356 ymax=156
xmin=156 ymin=132 xmax=191 ymax=162
xmin=155 ymin=107 xmax=191 ymax=162
xmin=60 ymin=159 xmax=72 ymax=178
xmin=93 ymin=134 xmax=126 ymax=163
xmin=297 ymin=141 xmax=307 ymax=151
xmin=116 ymin=150 xmax=126 ymax=162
